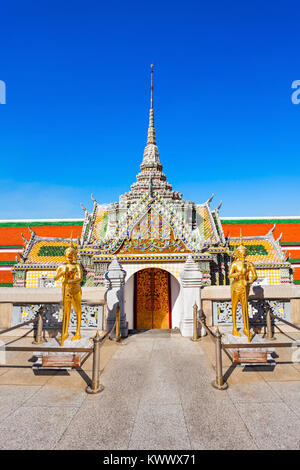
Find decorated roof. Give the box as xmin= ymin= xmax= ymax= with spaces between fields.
xmin=12 ymin=228 xmax=77 ymax=270
xmin=2 ymin=214 xmax=299 ymax=286
xmin=80 ymin=192 xmax=222 ymax=258
xmin=228 ymin=226 xmax=289 ymax=268
xmin=195 ymin=195 xmax=222 ymax=245
xmin=221 ymin=216 xmax=300 ymax=242
xmin=26 ymin=241 xmax=73 ymax=264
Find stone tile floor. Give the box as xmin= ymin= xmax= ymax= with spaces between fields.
xmin=0 ymin=329 xmax=300 ymax=449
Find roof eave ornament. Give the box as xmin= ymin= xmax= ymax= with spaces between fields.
xmin=206 ymin=194 xmax=214 ymax=206
xmin=21 ymin=233 xmax=29 ymax=245
xmin=216 ymin=201 xmax=222 ymax=211
xmin=266 ymin=224 xmax=276 ymax=238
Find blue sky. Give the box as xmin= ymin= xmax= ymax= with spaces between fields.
xmin=0 ymin=0 xmax=299 ymax=218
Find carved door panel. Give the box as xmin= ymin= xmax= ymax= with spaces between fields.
xmin=135 ymin=269 xmax=153 ymax=330
xmin=135 ymin=268 xmax=170 ymax=329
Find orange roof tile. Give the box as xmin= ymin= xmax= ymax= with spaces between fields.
xmin=0 ymin=270 xmax=13 ymax=283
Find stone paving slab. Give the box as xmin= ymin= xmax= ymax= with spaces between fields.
xmin=268 ymin=381 xmax=300 ymax=419
xmin=128 ymin=404 xmax=191 ymax=450
xmin=234 ymin=401 xmax=300 ymax=450
xmin=139 ymin=353 xmax=181 ymax=406
xmin=257 ymin=363 xmax=300 ymax=382
xmin=0 ymin=385 xmax=41 ymax=424
xmin=226 ymin=381 xmax=282 ymax=403
xmin=0 ymin=405 xmax=78 ymax=450
xmin=102 ymin=357 xmax=152 ymax=396
xmin=80 ymin=339 xmax=119 ymax=372
xmin=55 ymin=394 xmax=139 ymax=450
xmin=226 ymin=365 xmax=264 ymax=385
xmin=22 ymin=385 xmax=87 ymax=408
xmin=0 ymin=367 xmax=56 ymax=386
xmin=111 ymin=340 xmax=154 ymax=360
xmin=182 ymin=390 xmax=258 ymax=450
xmin=0 ymin=350 xmax=33 ymax=366
xmin=45 ymin=369 xmax=89 ymax=389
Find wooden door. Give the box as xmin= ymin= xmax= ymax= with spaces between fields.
xmin=135 ymin=268 xmax=170 ymax=329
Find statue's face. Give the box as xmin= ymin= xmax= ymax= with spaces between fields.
xmin=235 ymin=246 xmax=247 ymax=261
xmin=65 ymin=247 xmax=75 ymax=263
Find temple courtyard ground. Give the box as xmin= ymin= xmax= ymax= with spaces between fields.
xmin=0 ymin=329 xmax=300 ymax=450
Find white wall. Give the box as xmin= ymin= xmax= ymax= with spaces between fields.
xmin=124 ymin=274 xmax=134 ymax=329
xmin=170 ymin=275 xmax=182 ymax=329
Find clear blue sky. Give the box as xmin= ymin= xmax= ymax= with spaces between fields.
xmin=0 ymin=0 xmax=299 ymax=218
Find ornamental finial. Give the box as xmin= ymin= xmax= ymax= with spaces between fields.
xmin=146 ymin=65 xmax=156 ymax=145
xmin=150 ymin=64 xmax=154 ymax=109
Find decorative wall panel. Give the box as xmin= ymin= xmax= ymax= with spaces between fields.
xmin=12 ymin=303 xmax=104 ymax=330
xmin=212 ymin=300 xmax=290 ymax=325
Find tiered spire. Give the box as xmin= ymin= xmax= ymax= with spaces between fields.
xmin=141 ymin=64 xmax=161 ymax=168
xmin=121 ymin=65 xmax=182 ymax=202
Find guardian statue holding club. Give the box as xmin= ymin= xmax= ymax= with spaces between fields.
xmin=229 ymin=234 xmax=257 ymax=342
xmin=54 ymin=237 xmax=83 ymax=347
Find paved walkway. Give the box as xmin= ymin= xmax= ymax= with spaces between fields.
xmin=0 ymin=330 xmax=300 ymax=449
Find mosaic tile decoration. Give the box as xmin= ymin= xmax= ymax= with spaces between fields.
xmin=256 ymin=268 xmax=281 ymax=285
xmin=25 ymin=270 xmax=63 ymax=288
xmin=229 ymin=239 xmax=280 ymax=263
xmin=196 ymin=204 xmax=217 ymax=243
xmin=27 ymin=241 xmax=76 ymax=264
xmin=92 ymin=209 xmax=108 ymax=241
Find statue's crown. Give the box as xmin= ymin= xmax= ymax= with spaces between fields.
xmin=65 ymin=233 xmax=77 ymax=258
xmin=234 ymin=229 xmax=247 ymax=257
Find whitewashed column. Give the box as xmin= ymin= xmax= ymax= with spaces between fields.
xmin=105 ymin=256 xmax=128 ymax=337
xmin=180 ymin=255 xmax=203 ymax=337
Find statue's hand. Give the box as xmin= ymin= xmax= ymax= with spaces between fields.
xmin=66 ymin=278 xmax=80 ymax=285
xmin=230 ymin=273 xmax=240 ymax=280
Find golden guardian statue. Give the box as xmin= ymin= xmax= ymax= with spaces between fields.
xmin=54 ymin=238 xmax=83 ymax=347
xmin=229 ymin=235 xmax=257 ymax=342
